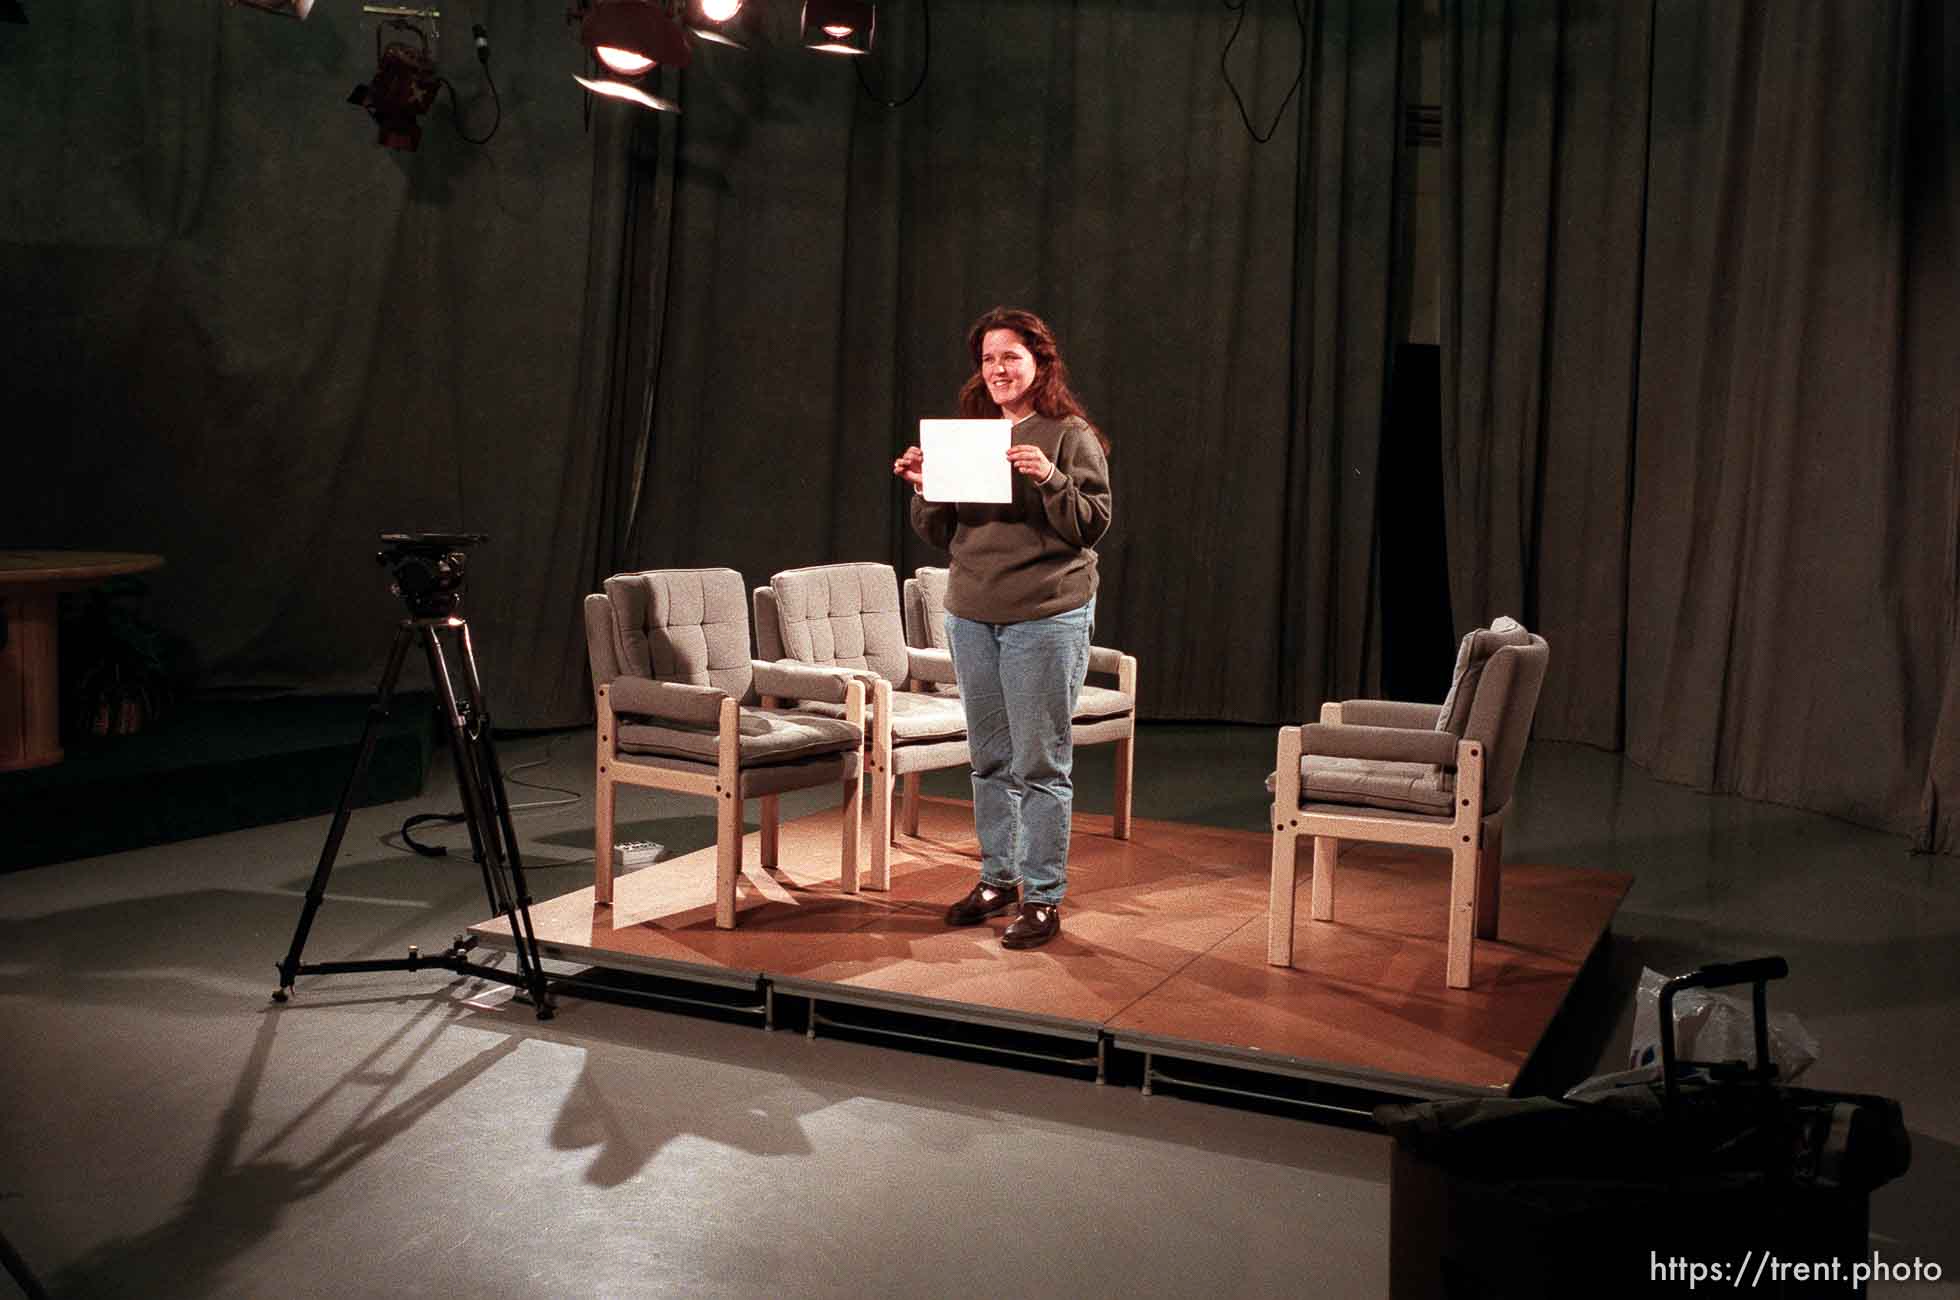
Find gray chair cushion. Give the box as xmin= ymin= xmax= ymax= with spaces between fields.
xmin=1436 ymin=616 xmax=1534 ymax=736
xmin=771 ymin=563 xmax=912 ymax=685
xmin=616 ymin=706 xmax=862 ymax=765
xmin=1075 ymin=685 xmax=1134 ymax=720
xmin=1283 ymin=756 xmax=1457 ymax=815
xmin=800 ymin=689 xmax=969 ymax=743
xmin=604 ymin=568 xmax=755 ymax=704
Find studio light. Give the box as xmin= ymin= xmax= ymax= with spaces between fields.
xmin=801 ymin=0 xmax=873 ymax=55
xmin=348 ymin=21 xmax=441 ymax=149
xmin=232 ymin=0 xmax=316 ymax=17
xmin=578 ymin=0 xmax=690 ymax=77
xmin=573 ymin=0 xmax=689 ymax=113
xmin=688 ymin=0 xmax=745 ymax=49
xmin=573 ymin=75 xmax=681 ymax=114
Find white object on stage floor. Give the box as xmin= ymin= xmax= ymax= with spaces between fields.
xmin=919 ymin=419 xmax=1012 ymax=502
xmin=613 ymin=841 xmax=665 ymax=868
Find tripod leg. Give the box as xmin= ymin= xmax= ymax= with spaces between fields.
xmin=423 ymin=632 xmax=492 ymax=874
xmin=273 ymin=623 xmax=416 ymax=1000
xmin=446 ymin=620 xmax=554 ymax=1018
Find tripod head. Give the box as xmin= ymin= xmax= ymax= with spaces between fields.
xmin=378 ymin=532 xmax=486 ymax=619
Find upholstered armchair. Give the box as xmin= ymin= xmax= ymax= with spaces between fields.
xmin=584 ymin=568 xmax=866 ymax=929
xmin=1267 ymin=617 xmax=1549 ymax=989
xmin=752 ymin=562 xmax=969 ymax=891
xmin=902 ymin=565 xmax=1137 ymax=839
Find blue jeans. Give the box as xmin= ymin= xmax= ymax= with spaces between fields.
xmin=944 ymin=600 xmax=1094 ymax=906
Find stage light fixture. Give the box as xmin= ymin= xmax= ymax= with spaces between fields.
xmin=801 ymin=0 xmax=873 ymax=55
xmin=232 ymin=0 xmax=315 ymax=17
xmin=348 ymin=19 xmax=442 ymax=149
xmin=688 ymin=0 xmax=745 ymax=49
xmin=578 ymin=0 xmax=691 ymax=77
xmin=573 ymin=74 xmax=681 ymax=113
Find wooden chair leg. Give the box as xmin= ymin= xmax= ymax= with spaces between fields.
xmin=759 ymin=794 xmax=779 ymax=869
xmin=1112 ymin=729 xmax=1135 ymax=840
xmin=715 ymin=791 xmax=742 ymax=929
xmin=840 ymin=769 xmax=862 ymax=893
xmin=1476 ymin=822 xmax=1503 ymax=940
xmin=1267 ymin=828 xmax=1299 ymax=966
xmin=1309 ymin=836 xmax=1337 ymax=921
xmin=901 ymin=772 xmax=922 ymax=837
xmin=1446 ymin=837 xmax=1477 ymax=989
xmin=714 ymin=696 xmax=743 ymax=928
xmin=869 ymin=762 xmax=895 ymax=890
xmin=594 ymin=766 xmax=616 ymax=907
xmin=841 ymin=678 xmax=866 ymax=894
xmin=1447 ymin=739 xmax=1485 ymax=989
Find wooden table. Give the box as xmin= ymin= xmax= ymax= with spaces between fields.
xmin=0 ymin=550 xmax=165 ymax=771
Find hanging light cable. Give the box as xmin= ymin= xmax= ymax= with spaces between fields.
xmin=854 ymin=0 xmax=927 ymax=107
xmin=1219 ymin=0 xmax=1307 ymax=144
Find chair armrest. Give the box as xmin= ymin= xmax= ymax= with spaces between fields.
xmin=610 ymin=675 xmax=727 ymax=728
xmin=1088 ymin=646 xmax=1138 ymax=698
xmin=905 ymin=646 xmax=958 ymax=685
xmin=1271 ymin=726 xmax=1303 ymax=808
xmin=1335 ymin=699 xmax=1444 ymax=730
xmin=1087 ymin=645 xmax=1127 ymax=675
xmin=1300 ymin=722 xmax=1460 ymax=766
xmin=752 ymin=658 xmax=876 ymax=706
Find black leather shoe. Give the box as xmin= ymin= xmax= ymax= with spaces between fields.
xmin=945 ymin=880 xmax=1019 ymax=926
xmin=1000 ymin=901 xmax=1060 ymax=949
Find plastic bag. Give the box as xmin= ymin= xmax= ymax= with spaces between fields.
xmin=1625 ymin=965 xmax=1819 ymax=1081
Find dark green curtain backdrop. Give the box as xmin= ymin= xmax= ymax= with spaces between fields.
xmin=1441 ymin=0 xmax=1960 ymax=853
xmin=2 ymin=0 xmax=1402 ymax=735
xmin=13 ymin=0 xmax=1945 ymax=852
xmin=2 ymin=2 xmax=611 ymax=729
xmin=607 ymin=0 xmax=1403 ymax=722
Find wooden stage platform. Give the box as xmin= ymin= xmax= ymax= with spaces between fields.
xmin=472 ymin=797 xmax=1630 ymax=1111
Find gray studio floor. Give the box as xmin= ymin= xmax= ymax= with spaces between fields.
xmin=2 ymin=724 xmax=1957 ymax=1299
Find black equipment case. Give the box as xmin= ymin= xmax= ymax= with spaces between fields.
xmin=1378 ymin=957 xmax=1912 ymax=1298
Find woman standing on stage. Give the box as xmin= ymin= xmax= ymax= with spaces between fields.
xmin=891 ymin=307 xmax=1113 ymax=949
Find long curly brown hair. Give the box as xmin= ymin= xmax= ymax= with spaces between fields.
xmin=956 ymin=307 xmax=1109 ymax=452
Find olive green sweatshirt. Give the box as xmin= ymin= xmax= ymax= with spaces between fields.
xmin=908 ymin=413 xmax=1113 ymax=624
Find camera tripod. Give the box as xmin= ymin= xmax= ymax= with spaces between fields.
xmin=272 ymin=613 xmax=554 ymax=1019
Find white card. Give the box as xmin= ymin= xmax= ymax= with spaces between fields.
xmin=919 ymin=419 xmax=1013 ymax=503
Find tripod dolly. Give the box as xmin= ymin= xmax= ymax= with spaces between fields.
xmin=271 ymin=534 xmax=553 ymax=1018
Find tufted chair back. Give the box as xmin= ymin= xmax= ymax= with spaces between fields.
xmin=902 ymin=566 xmax=952 ymax=651
xmin=584 ymin=568 xmax=755 ymax=703
xmin=1430 ymin=618 xmax=1549 ymax=814
xmin=1457 ymin=635 xmax=1548 ymax=814
xmin=761 ymin=563 xmax=911 ymax=685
